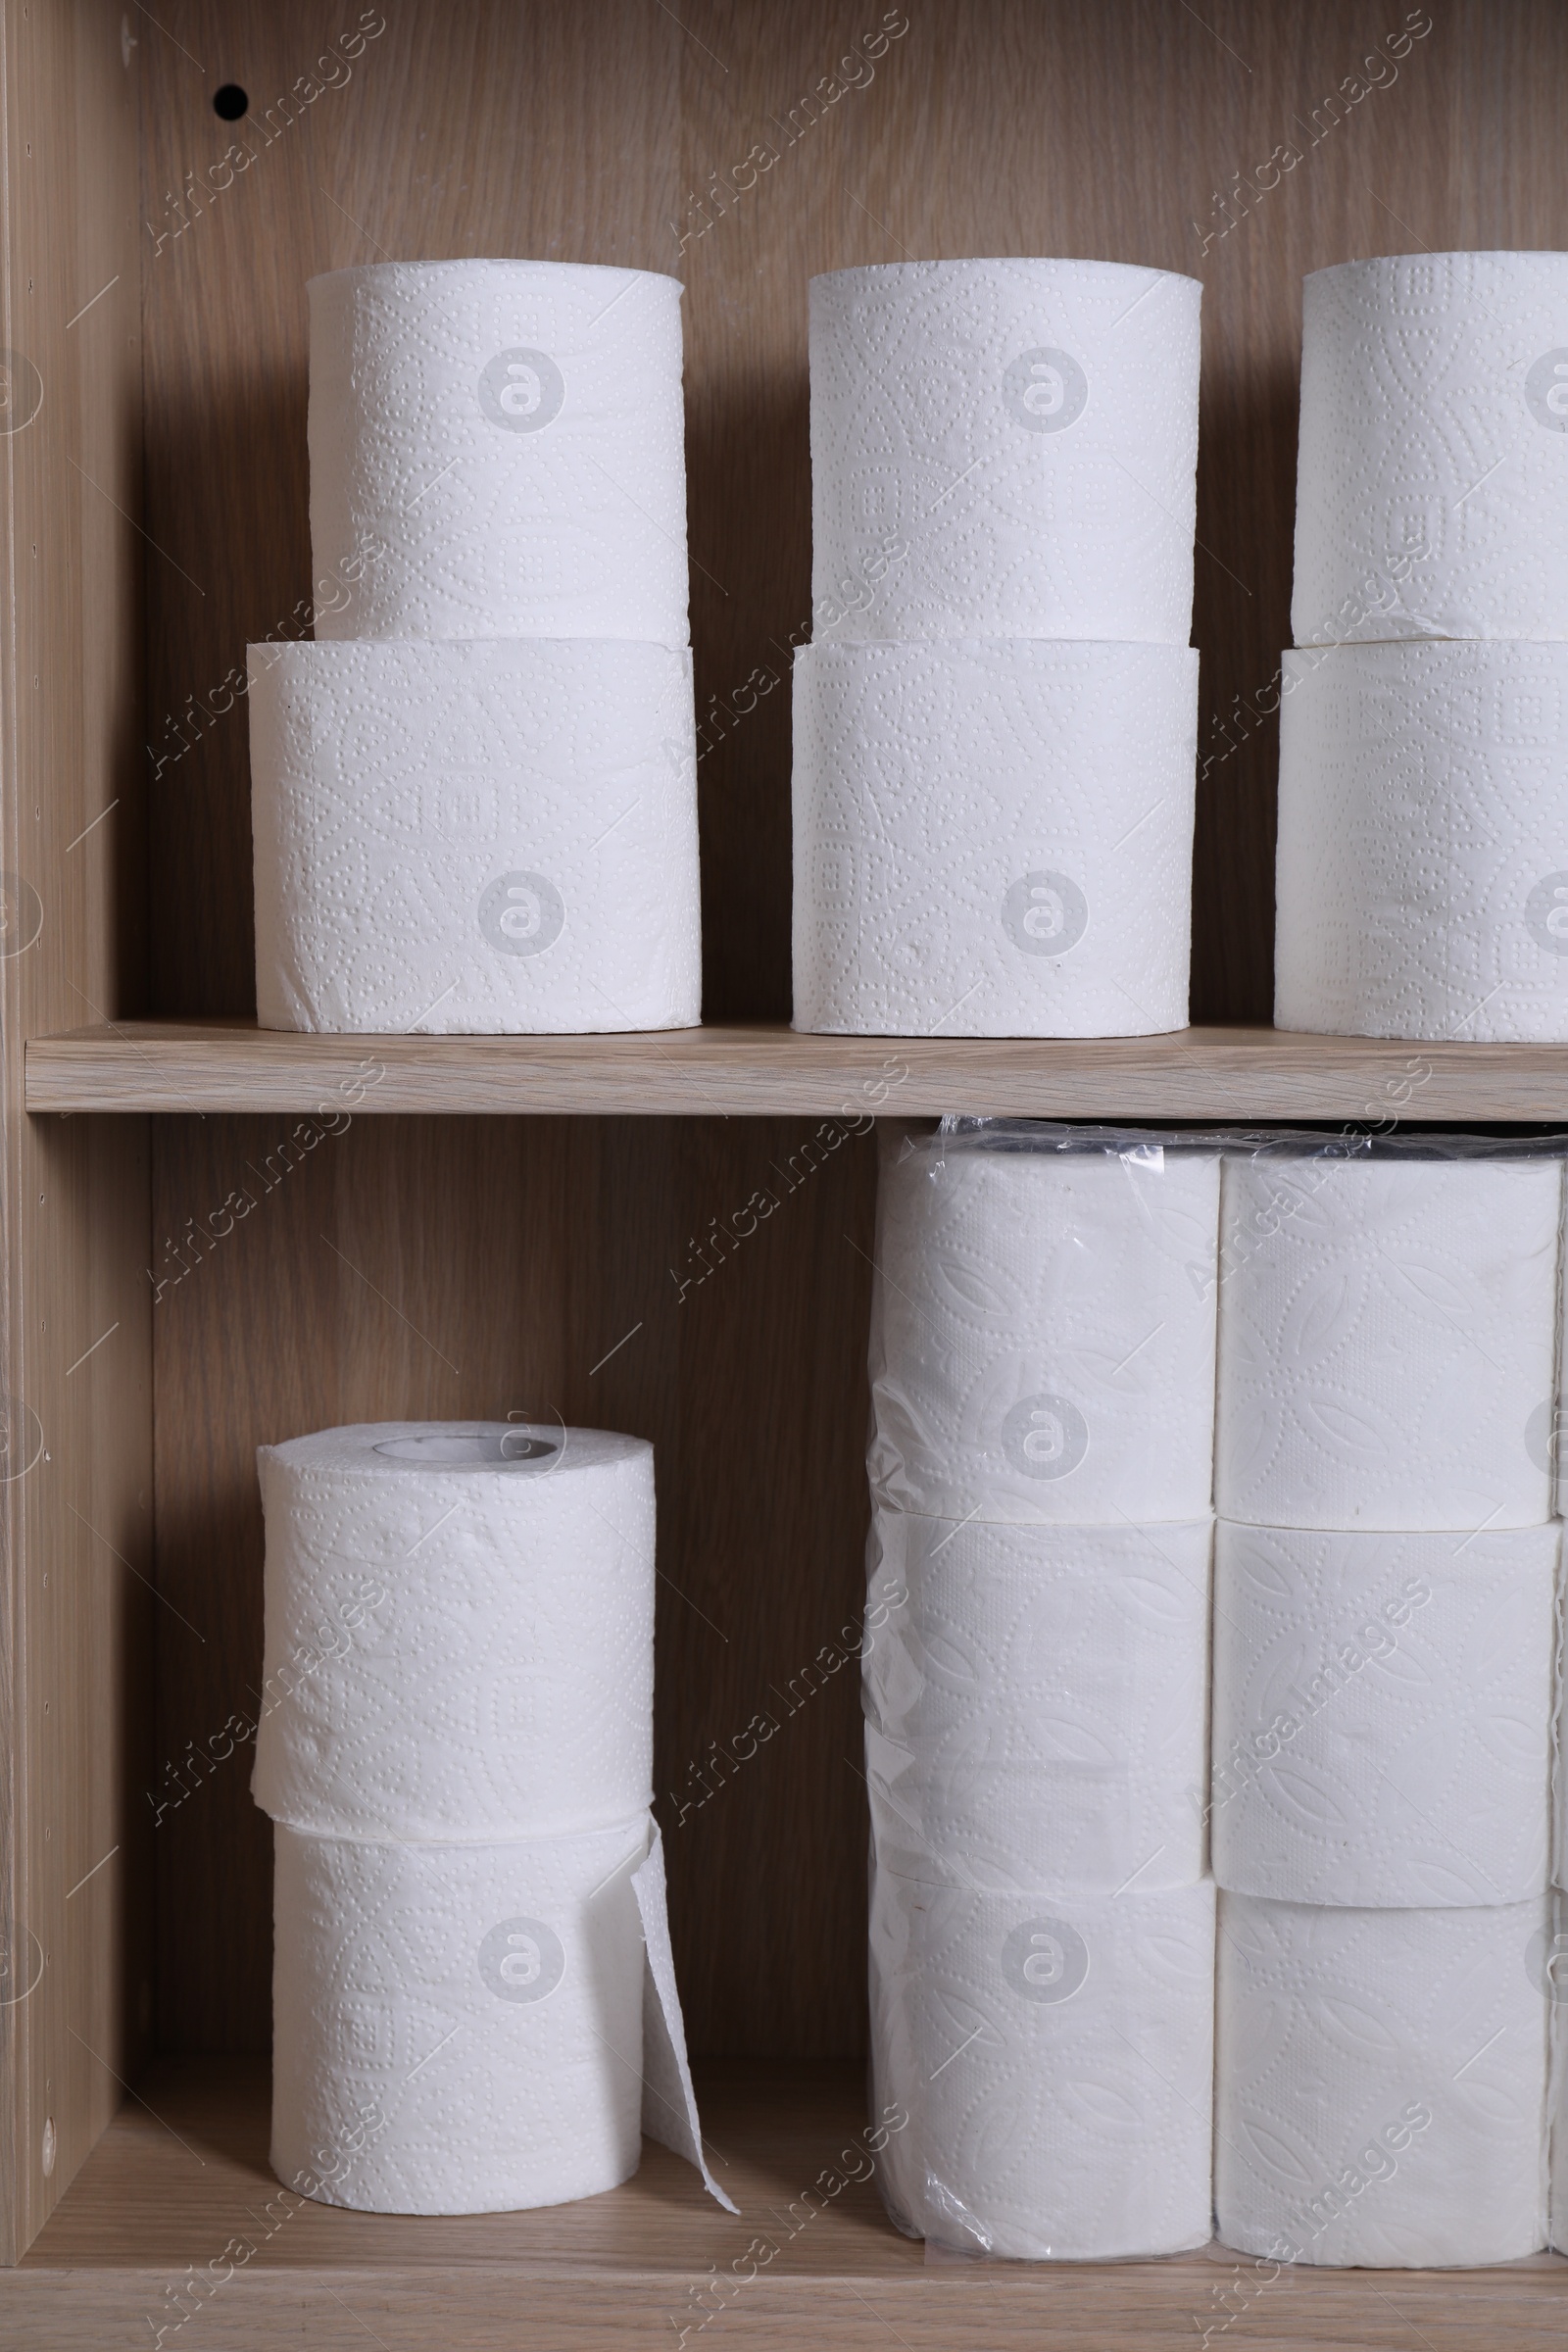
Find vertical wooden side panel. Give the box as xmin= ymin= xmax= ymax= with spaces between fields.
xmin=0 ymin=0 xmax=150 ymax=2262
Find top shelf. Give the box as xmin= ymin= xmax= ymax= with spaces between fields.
xmin=23 ymin=1020 xmax=1568 ymax=1120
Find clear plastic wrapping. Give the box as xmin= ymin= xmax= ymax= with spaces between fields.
xmin=864 ymin=1118 xmax=1568 ymax=2265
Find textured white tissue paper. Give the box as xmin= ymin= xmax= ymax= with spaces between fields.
xmin=869 ymin=1870 xmax=1214 ymax=2258
xmin=249 ymin=637 xmax=701 ymax=1033
xmin=1292 ymin=252 xmax=1568 ymax=647
xmin=1275 ymin=641 xmax=1568 ymax=1044
xmin=810 ymin=260 xmax=1200 ymax=643
xmin=869 ymin=1132 xmax=1218 ymax=1523
xmin=253 ymin=1422 xmax=654 ymax=1841
xmin=632 ymin=1826 xmax=738 ymax=2213
xmin=1211 ymin=1522 xmax=1557 ymax=1907
xmin=272 ymin=1815 xmax=650 ymax=2215
xmin=792 ymin=640 xmax=1199 ymax=1038
xmin=863 ymin=1509 xmax=1211 ymax=1893
xmin=309 ymin=261 xmax=688 ymax=645
xmin=1216 ymin=1890 xmax=1551 ymax=2267
xmin=1215 ymin=1152 xmax=1560 ymax=1530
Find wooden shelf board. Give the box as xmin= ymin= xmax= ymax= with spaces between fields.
xmin=7 ymin=2059 xmax=1563 ymax=2347
xmin=24 ymin=1018 xmax=1568 ymax=1120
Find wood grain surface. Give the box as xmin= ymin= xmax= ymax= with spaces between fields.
xmin=10 ymin=2057 xmax=1564 ymax=2349
xmin=28 ymin=1014 xmax=1568 ymax=1118
xmin=0 ymin=0 xmax=152 ymax=2261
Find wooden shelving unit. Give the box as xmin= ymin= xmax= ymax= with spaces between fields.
xmin=5 ymin=1 xmax=1567 ymax=2342
xmin=27 ymin=1018 xmax=1568 ymax=1119
xmin=18 ymin=2059 xmax=1565 ymax=2346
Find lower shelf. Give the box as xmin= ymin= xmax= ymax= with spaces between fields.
xmin=8 ymin=2060 xmax=1564 ymax=2347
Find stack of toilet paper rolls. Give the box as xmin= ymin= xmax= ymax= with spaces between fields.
xmin=793 ymin=260 xmax=1202 ymax=1039
xmin=1212 ymin=1148 xmax=1560 ymax=2265
xmin=250 ymin=261 xmax=702 ymax=1033
xmin=863 ymin=1124 xmax=1219 ymax=2257
xmin=1277 ymin=251 xmax=1568 ymax=1041
xmin=252 ymin=1421 xmax=728 ymax=2217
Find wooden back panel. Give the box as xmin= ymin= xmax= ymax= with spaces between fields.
xmin=138 ymin=0 xmax=1568 ymax=2052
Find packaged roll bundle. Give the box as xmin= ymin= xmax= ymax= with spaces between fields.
xmin=1216 ymin=1890 xmax=1552 ymax=2267
xmin=249 ymin=636 xmax=701 ymax=1033
xmin=1292 ymin=251 xmax=1568 ymax=646
xmin=791 ymin=638 xmax=1199 ymax=1037
xmin=256 ymin=1421 xmax=728 ymax=2218
xmin=1211 ymin=1521 xmax=1557 ymax=1907
xmin=309 ymin=261 xmax=688 ymax=645
xmin=1215 ymin=1148 xmax=1560 ymax=1531
xmin=253 ymin=1422 xmax=654 ymax=1839
xmin=1274 ymin=640 xmax=1568 ymax=1043
xmin=810 ymin=260 xmax=1200 ymax=644
xmin=869 ymin=1867 xmax=1215 ymax=2259
xmin=864 ymin=1507 xmax=1210 ymax=1893
xmin=868 ymin=1125 xmax=1219 ymax=1524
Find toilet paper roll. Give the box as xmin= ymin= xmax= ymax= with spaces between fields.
xmin=863 ymin=1509 xmax=1211 ymax=1892
xmin=1292 ymin=252 xmax=1568 ymax=647
xmin=1275 ymin=641 xmax=1568 ymax=1043
xmin=272 ymin=1815 xmax=650 ymax=2215
xmin=1215 ymin=1152 xmax=1560 ymax=1530
xmin=1212 ymin=1522 xmax=1557 ymax=1906
xmin=249 ymin=637 xmax=702 ymax=1033
xmin=868 ymin=1868 xmax=1214 ymax=2258
xmin=792 ymin=640 xmax=1199 ymax=1037
xmin=810 ymin=260 xmax=1200 ymax=643
xmin=253 ymin=1422 xmax=654 ymax=1841
xmin=1216 ymin=1890 xmax=1551 ymax=2267
xmin=309 ymin=261 xmax=687 ymax=645
xmin=869 ymin=1130 xmax=1218 ymax=1523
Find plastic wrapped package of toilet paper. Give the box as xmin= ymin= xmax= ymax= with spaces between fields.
xmin=1216 ymin=1146 xmax=1561 ymax=1530
xmin=869 ymin=1866 xmax=1214 ymax=2257
xmin=1292 ymin=252 xmax=1568 ymax=647
xmin=272 ymin=1815 xmax=732 ymax=2217
xmin=1551 ymin=1892 xmax=1568 ymax=2251
xmin=868 ymin=1123 xmax=1219 ymax=1523
xmin=1212 ymin=1521 xmax=1557 ymax=1907
xmin=1216 ymin=1890 xmax=1551 ymax=2267
xmin=250 ymin=637 xmax=701 ymax=1033
xmin=253 ymin=1423 xmax=654 ymax=1841
xmin=1275 ymin=641 xmax=1568 ymax=1044
xmin=863 ymin=1508 xmax=1211 ymax=1892
xmin=309 ymin=261 xmax=687 ymax=645
xmin=792 ymin=640 xmax=1198 ymax=1038
xmin=810 ymin=260 xmax=1200 ymax=643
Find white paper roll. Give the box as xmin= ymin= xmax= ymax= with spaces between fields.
xmin=1212 ymin=1522 xmax=1557 ymax=1907
xmin=792 ymin=640 xmax=1198 ymax=1038
xmin=869 ymin=1868 xmax=1214 ymax=2258
xmin=1292 ymin=252 xmax=1568 ymax=647
xmin=864 ymin=1509 xmax=1210 ymax=1893
xmin=1216 ymin=1890 xmax=1551 ymax=2267
xmin=869 ymin=1131 xmax=1219 ymax=1523
xmin=810 ymin=260 xmax=1200 ymax=643
xmin=1275 ymin=641 xmax=1568 ymax=1043
xmin=249 ymin=637 xmax=702 ymax=1034
xmin=271 ymin=1816 xmax=649 ymax=2215
xmin=309 ymin=261 xmax=688 ymax=645
xmin=253 ymin=1422 xmax=654 ymax=1841
xmin=1215 ymin=1152 xmax=1560 ymax=1531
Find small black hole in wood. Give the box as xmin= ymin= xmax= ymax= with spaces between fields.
xmin=212 ymin=84 xmax=249 ymax=122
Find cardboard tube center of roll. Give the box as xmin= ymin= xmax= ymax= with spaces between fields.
xmin=371 ymin=1431 xmax=558 ymax=1466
